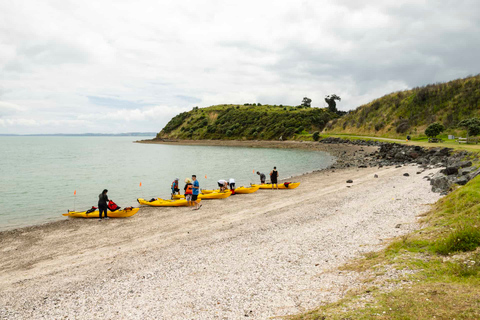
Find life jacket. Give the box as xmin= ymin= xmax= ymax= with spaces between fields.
xmin=185 ymin=184 xmax=193 ymax=195
xmin=108 ymin=200 xmax=120 ymax=211
xmin=172 ymin=181 xmax=178 ymax=188
xmin=284 ymin=182 xmax=291 ymax=188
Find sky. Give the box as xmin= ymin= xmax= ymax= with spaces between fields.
xmin=1 ymin=0 xmax=479 ymax=134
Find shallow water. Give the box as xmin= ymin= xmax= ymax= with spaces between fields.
xmin=0 ymin=136 xmax=335 ymax=231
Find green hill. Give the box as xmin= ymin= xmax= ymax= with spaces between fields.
xmin=325 ymin=74 xmax=480 ymax=138
xmin=156 ymin=104 xmax=337 ymax=140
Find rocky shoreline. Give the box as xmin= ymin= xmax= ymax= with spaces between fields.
xmin=321 ymin=137 xmax=480 ymax=194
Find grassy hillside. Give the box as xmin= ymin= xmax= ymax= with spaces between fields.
xmin=325 ymin=74 xmax=480 ymax=139
xmin=156 ymin=104 xmax=337 ymax=140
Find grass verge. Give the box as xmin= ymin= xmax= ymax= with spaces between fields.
xmin=288 ymin=175 xmax=480 ymax=320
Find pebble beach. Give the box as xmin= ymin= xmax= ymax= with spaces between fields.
xmin=0 ymin=143 xmax=442 ymax=319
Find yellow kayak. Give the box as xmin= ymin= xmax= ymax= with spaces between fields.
xmin=202 ymin=185 xmax=260 ymax=194
xmin=172 ymin=191 xmax=231 ymax=200
xmin=137 ymin=198 xmax=200 ymax=207
xmin=252 ymin=182 xmax=301 ymax=189
xmin=63 ymin=207 xmax=139 ymax=218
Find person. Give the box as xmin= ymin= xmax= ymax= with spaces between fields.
xmin=270 ymin=166 xmax=279 ymax=190
xmin=184 ymin=178 xmax=193 ymax=206
xmin=98 ymin=189 xmax=109 ymax=221
xmin=229 ymin=178 xmax=235 ymax=193
xmin=192 ymin=175 xmax=202 ymax=210
xmin=256 ymin=171 xmax=266 ymax=184
xmin=171 ymin=178 xmax=180 ymax=196
xmin=217 ymin=179 xmax=228 ymax=192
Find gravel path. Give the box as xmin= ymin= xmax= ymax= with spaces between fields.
xmin=0 ymin=165 xmax=440 ymax=319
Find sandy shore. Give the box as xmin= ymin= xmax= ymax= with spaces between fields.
xmin=0 ymin=149 xmax=441 ymax=319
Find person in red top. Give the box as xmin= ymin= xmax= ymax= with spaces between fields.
xmin=184 ymin=178 xmax=193 ymax=206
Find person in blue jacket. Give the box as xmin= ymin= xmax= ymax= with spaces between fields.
xmin=191 ymin=175 xmax=202 ymax=210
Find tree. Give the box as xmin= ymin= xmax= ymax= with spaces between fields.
xmin=312 ymin=131 xmax=320 ymax=141
xmin=301 ymin=97 xmax=312 ymax=108
xmin=425 ymin=122 xmax=445 ymax=138
xmin=458 ymin=117 xmax=480 ymax=136
xmin=325 ymin=94 xmax=341 ymax=113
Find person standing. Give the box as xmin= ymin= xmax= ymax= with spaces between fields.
xmin=192 ymin=175 xmax=202 ymax=210
xmin=184 ymin=178 xmax=193 ymax=206
xmin=256 ymin=171 xmax=266 ymax=184
xmin=98 ymin=189 xmax=109 ymax=221
xmin=270 ymin=167 xmax=279 ymax=190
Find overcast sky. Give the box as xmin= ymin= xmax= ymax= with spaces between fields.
xmin=1 ymin=0 xmax=479 ymax=134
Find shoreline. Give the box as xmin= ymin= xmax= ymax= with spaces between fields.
xmin=0 ymin=162 xmax=441 ymax=319
xmin=137 ymin=138 xmax=374 ymax=157
xmin=0 ymin=141 xmax=372 ymax=235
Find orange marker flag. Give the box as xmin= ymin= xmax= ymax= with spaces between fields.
xmin=139 ymin=182 xmax=142 ymax=187
xmin=205 ymin=175 xmax=207 ymax=179
xmin=74 ymin=190 xmax=76 ymax=195
xmin=253 ymin=169 xmax=255 ymax=173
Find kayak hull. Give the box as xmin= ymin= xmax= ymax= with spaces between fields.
xmin=252 ymin=182 xmax=300 ymax=189
xmin=137 ymin=198 xmax=200 ymax=207
xmin=172 ymin=191 xmax=231 ymax=200
xmin=62 ymin=207 xmax=139 ymax=218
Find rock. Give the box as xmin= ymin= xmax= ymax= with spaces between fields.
xmin=346 ymin=180 xmax=353 ymax=183
xmin=468 ymin=168 xmax=480 ymax=181
xmin=452 ymin=160 xmax=472 ymax=169
xmin=395 ymin=224 xmax=401 ymax=228
xmin=440 ymin=167 xmax=459 ymax=175
xmin=416 ymin=171 xmax=422 ymax=174
xmin=374 ymin=174 xmax=378 ymax=178
xmin=430 ymin=172 xmax=451 ymax=193
xmin=459 ymin=167 xmax=476 ymax=176
xmin=403 ymin=173 xmax=410 ymax=177
xmin=395 ymin=165 xmax=402 ymax=168
xmin=455 ymin=176 xmax=469 ymax=186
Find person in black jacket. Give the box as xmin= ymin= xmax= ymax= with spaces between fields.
xmin=98 ymin=189 xmax=109 ymax=220
xmin=270 ymin=167 xmax=279 ymax=190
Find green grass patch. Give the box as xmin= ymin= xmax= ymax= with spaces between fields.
xmin=434 ymin=225 xmax=480 ymax=255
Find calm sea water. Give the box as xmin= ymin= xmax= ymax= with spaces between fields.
xmin=0 ymin=136 xmax=335 ymax=231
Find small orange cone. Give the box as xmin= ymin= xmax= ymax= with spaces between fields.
xmin=139 ymin=182 xmax=142 ymax=187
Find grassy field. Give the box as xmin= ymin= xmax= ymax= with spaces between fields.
xmin=289 ymin=169 xmax=480 ymax=319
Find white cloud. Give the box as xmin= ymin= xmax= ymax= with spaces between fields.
xmin=1 ymin=0 xmax=479 ymax=133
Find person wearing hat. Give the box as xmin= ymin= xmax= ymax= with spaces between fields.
xmin=184 ymin=178 xmax=193 ymax=206
xmin=171 ymin=178 xmax=180 ymax=196
xmin=98 ymin=189 xmax=109 ymax=220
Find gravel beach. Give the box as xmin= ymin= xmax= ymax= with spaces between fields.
xmin=0 ymin=146 xmax=441 ymax=319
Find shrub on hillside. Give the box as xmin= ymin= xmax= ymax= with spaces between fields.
xmin=312 ymin=131 xmax=320 ymax=141
xmin=458 ymin=117 xmax=480 ymax=136
xmin=374 ymin=121 xmax=385 ymax=131
xmin=396 ymin=119 xmax=410 ymax=133
xmin=425 ymin=122 xmax=445 ymax=138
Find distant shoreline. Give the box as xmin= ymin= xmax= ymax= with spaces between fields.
xmin=0 ymin=133 xmax=157 ymax=137
xmin=136 ymin=138 xmax=372 ymax=158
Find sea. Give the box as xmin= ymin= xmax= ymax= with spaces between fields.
xmin=0 ymin=136 xmax=336 ymax=232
